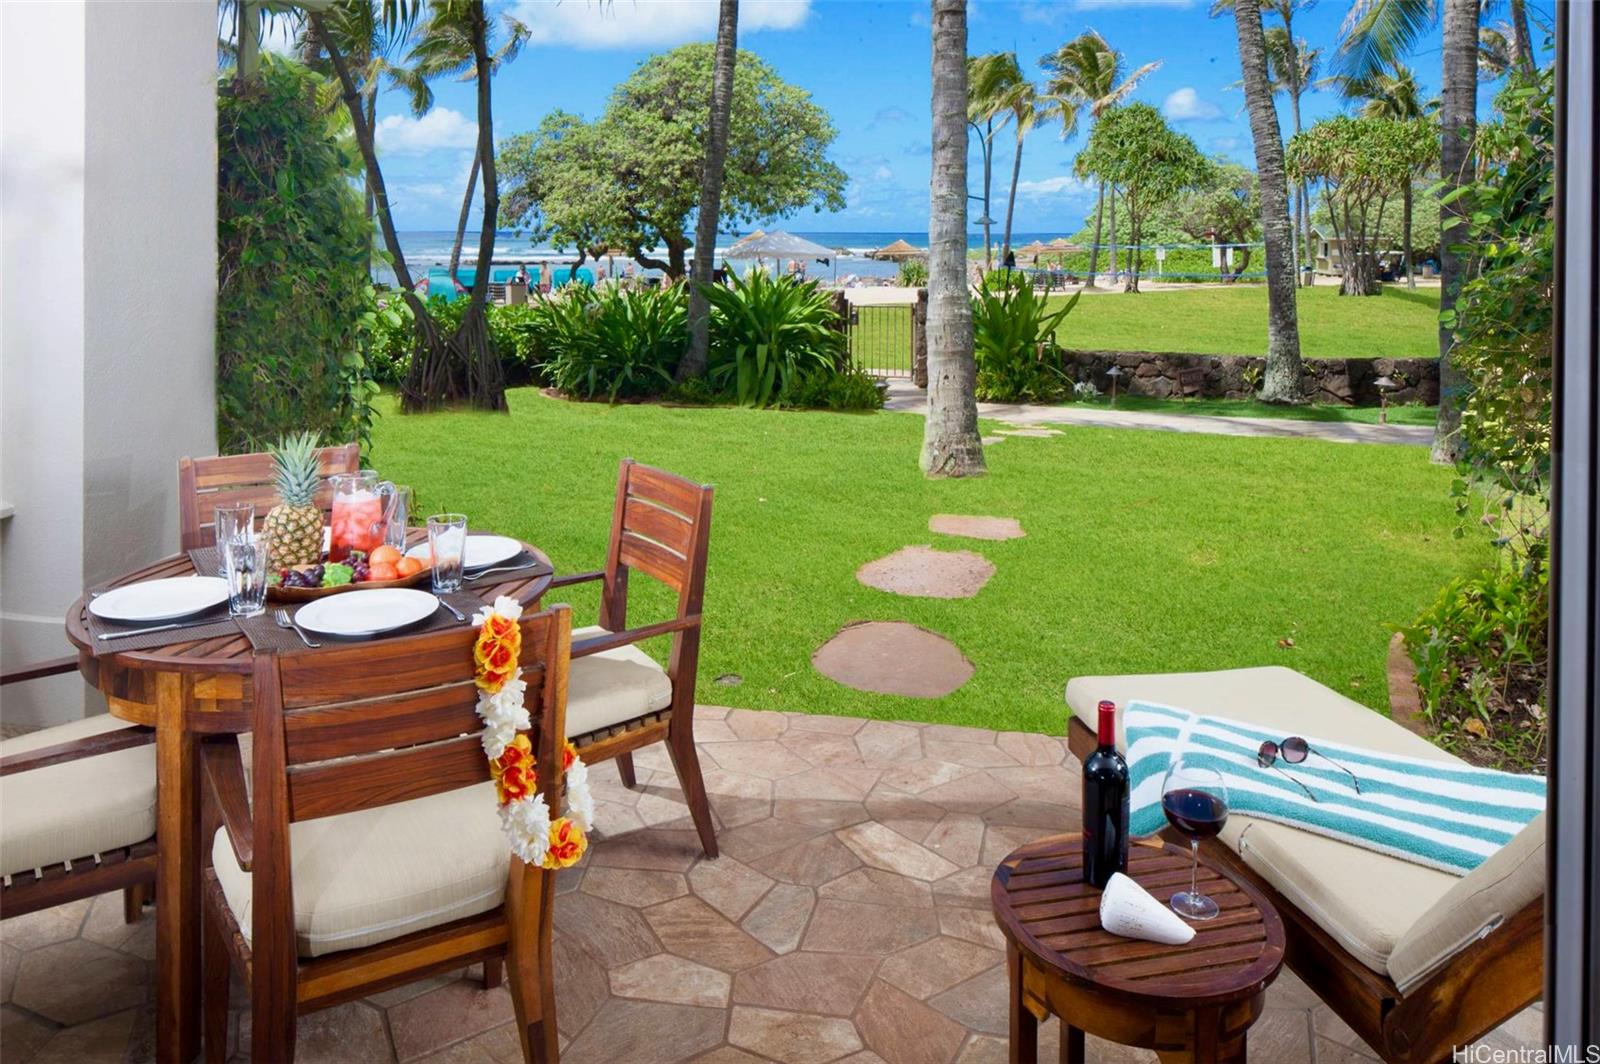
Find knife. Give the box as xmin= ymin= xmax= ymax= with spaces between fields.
xmin=98 ymin=617 xmax=227 ymax=641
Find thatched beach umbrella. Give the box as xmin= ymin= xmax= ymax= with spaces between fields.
xmin=1016 ymin=240 xmax=1051 ymax=262
xmin=868 ymin=238 xmax=927 ymax=262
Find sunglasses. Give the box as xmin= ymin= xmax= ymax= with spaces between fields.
xmin=1256 ymin=736 xmax=1362 ymax=802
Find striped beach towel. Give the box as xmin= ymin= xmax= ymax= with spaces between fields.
xmin=1124 ymin=701 xmax=1545 ymax=876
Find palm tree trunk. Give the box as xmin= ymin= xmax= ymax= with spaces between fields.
xmin=1234 ymin=0 xmax=1304 ymax=404
xmin=1086 ymin=182 xmax=1106 ymax=286
xmin=921 ymin=0 xmax=985 ymax=478
xmin=679 ymin=0 xmax=739 ymax=383
xmin=1432 ymin=0 xmax=1477 ymax=463
xmin=1001 ymin=129 xmax=1023 ymax=263
xmin=449 ymin=147 xmax=481 ymax=286
xmin=1107 ymin=188 xmax=1117 ymax=284
xmin=1402 ymin=180 xmax=1415 ymax=290
xmin=364 ymin=95 xmax=376 ymax=225
xmin=1509 ymin=0 xmax=1534 ymax=74
xmin=979 ymin=122 xmax=994 ymax=269
xmin=462 ymin=0 xmax=505 ymax=412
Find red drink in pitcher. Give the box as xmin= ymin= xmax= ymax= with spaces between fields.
xmin=328 ymin=472 xmax=397 ymax=562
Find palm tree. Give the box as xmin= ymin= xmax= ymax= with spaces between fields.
xmin=1233 ymin=0 xmax=1305 ymax=403
xmin=678 ymin=0 xmax=739 ymax=383
xmin=295 ymin=3 xmax=432 ymax=229
xmin=966 ymin=53 xmax=1013 ymax=270
xmin=408 ymin=7 xmax=528 ymax=288
xmin=1041 ymin=31 xmax=1160 ymax=287
xmin=1263 ymin=27 xmax=1319 ymax=276
xmin=922 ymin=0 xmax=985 ymax=478
xmin=967 ymin=52 xmax=1050 ymax=265
xmin=1337 ymin=59 xmax=1434 ymax=288
xmin=1337 ymin=0 xmax=1479 ymax=462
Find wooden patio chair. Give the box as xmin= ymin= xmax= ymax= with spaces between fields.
xmin=548 ymin=459 xmax=718 ymax=858
xmin=177 ymin=442 xmax=360 ymax=550
xmin=0 ymin=657 xmax=156 ymax=923
xmin=199 ymin=606 xmax=573 ymax=1063
xmin=1063 ymin=666 xmax=1545 ymax=1064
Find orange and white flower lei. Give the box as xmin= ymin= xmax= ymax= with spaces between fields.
xmin=472 ymin=596 xmax=594 ymax=869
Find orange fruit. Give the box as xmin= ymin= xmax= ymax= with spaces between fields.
xmin=370 ymin=545 xmax=403 ymax=566
xmin=369 ymin=562 xmax=400 ymax=582
xmin=396 ymin=556 xmax=424 ymax=577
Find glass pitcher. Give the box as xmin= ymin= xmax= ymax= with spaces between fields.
xmin=328 ymin=472 xmax=398 ymax=563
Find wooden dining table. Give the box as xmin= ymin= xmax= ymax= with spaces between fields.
xmin=63 ymin=538 xmax=554 ymax=1063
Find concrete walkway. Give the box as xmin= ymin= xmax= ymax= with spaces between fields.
xmin=883 ymin=380 xmax=1435 ymax=447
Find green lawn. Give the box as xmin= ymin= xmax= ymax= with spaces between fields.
xmin=1093 ymin=395 xmax=1440 ymax=426
xmin=1056 ymin=285 xmax=1441 ymax=360
xmin=847 ymin=286 xmax=1440 ymax=375
xmin=371 ymin=390 xmax=1484 ymax=735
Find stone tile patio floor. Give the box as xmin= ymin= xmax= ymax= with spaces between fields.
xmin=1 ymin=706 xmax=1541 ymax=1063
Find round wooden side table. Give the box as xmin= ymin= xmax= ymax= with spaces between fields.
xmin=990 ymin=835 xmax=1285 ymax=1064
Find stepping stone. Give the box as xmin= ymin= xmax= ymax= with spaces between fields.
xmin=813 ymin=621 xmax=974 ymax=699
xmin=996 ymin=427 xmax=1061 ymax=438
xmin=856 ymin=546 xmax=994 ymax=599
xmin=929 ymin=514 xmax=1025 ymax=541
xmin=981 ymin=436 xmax=1004 ymax=445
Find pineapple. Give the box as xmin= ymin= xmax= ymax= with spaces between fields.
xmin=261 ymin=432 xmax=325 ymax=568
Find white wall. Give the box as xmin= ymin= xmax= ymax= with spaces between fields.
xmin=0 ymin=1 xmax=216 ymax=727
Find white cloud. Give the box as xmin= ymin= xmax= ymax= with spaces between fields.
xmin=515 ymin=0 xmax=810 ymax=50
xmin=872 ymin=165 xmax=893 ymax=180
xmin=375 ymin=109 xmax=479 ymax=156
xmin=1162 ymin=87 xmax=1223 ymax=122
xmin=1014 ymin=175 xmax=1092 ymax=196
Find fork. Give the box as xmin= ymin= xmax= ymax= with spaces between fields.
xmin=275 ymin=608 xmax=320 ymax=648
xmin=464 ymin=558 xmax=539 ymax=581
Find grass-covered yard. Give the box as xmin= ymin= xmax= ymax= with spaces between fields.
xmin=371 ymin=390 xmax=1483 ymax=735
xmin=1093 ymin=395 xmax=1439 ymax=426
xmin=1056 ymin=284 xmax=1441 ymax=359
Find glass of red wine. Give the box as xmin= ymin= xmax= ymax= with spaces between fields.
xmin=1160 ymin=757 xmax=1229 ymax=920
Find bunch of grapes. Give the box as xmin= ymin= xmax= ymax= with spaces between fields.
xmin=351 ymin=559 xmax=372 ymax=583
xmin=279 ymin=564 xmax=327 ymax=589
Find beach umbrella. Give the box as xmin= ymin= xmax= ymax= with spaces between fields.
xmin=724 ymin=230 xmax=835 ymax=265
xmin=1047 ymin=238 xmax=1086 ymax=253
xmin=1016 ymin=240 xmax=1051 ymax=261
xmin=868 ymin=238 xmax=927 ymax=262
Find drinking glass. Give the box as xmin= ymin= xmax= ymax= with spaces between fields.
xmin=386 ymin=485 xmax=416 ymax=551
xmin=213 ymin=502 xmax=255 ymax=575
xmin=428 ymin=513 xmax=468 ymax=593
xmin=1160 ymin=756 xmax=1230 ymax=920
xmin=225 ymin=537 xmax=269 ymax=619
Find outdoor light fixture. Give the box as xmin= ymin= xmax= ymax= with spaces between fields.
xmin=1106 ymin=365 xmax=1125 ymax=407
xmin=1373 ymin=374 xmax=1398 ymax=424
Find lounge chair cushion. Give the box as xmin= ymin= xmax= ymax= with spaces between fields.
xmin=212 ymin=781 xmax=508 ymax=958
xmin=1387 ymin=812 xmax=1545 ymax=992
xmin=0 ymin=715 xmax=156 ymax=879
xmin=1064 ymin=666 xmax=1463 ymax=975
xmin=566 ymin=625 xmax=674 ymax=740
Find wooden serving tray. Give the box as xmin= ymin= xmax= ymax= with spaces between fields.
xmin=267 ymin=566 xmax=430 ymax=602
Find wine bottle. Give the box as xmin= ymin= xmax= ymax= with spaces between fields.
xmin=1082 ymin=699 xmax=1130 ymax=888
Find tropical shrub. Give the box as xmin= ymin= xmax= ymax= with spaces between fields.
xmin=538 ymin=284 xmax=688 ymax=401
xmin=970 ymin=275 xmax=1080 ymax=402
xmin=898 ymin=259 xmax=928 ymax=286
xmin=776 ymin=366 xmax=885 ymax=411
xmin=217 ymin=56 xmax=377 ymax=452
xmin=488 ymin=302 xmax=546 ymax=385
xmin=704 ymin=271 xmax=846 ymax=407
xmin=1402 ymin=66 xmax=1553 ymax=770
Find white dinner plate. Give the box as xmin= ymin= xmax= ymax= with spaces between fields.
xmin=90 ymin=577 xmax=230 ymax=624
xmin=407 ymin=534 xmax=522 ymax=571
xmin=293 ymin=588 xmax=440 ymax=639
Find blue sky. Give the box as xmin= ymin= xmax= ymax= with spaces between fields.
xmin=336 ymin=0 xmax=1553 ymax=234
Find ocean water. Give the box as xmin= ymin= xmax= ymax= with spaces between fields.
xmin=377 ymin=229 xmax=1070 ymax=287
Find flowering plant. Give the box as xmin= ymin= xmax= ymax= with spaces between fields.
xmin=471 ymin=597 xmax=594 ymax=868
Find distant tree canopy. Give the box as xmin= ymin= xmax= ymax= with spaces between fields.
xmin=498 ymin=44 xmax=846 ymax=279
xmin=1287 ymin=114 xmax=1436 ymax=294
xmin=1074 ymin=103 xmax=1210 ymax=290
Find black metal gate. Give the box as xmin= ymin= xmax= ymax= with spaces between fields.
xmin=846 ymin=303 xmax=914 ymax=378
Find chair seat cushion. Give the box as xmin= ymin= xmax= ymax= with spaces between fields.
xmin=566 ymin=625 xmax=674 ymax=740
xmin=1065 ymin=666 xmax=1460 ymax=976
xmin=1 ymin=715 xmax=156 ymax=879
xmin=212 ymin=781 xmax=508 ymax=958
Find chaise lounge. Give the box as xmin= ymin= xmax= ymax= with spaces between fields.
xmin=1064 ymin=665 xmax=1544 ymax=1064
